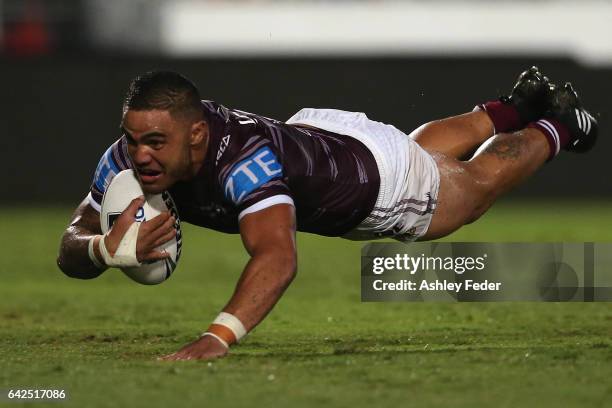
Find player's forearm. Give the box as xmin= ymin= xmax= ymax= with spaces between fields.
xmin=57 ymin=225 xmax=106 ymax=279
xmin=222 ymin=250 xmax=297 ymax=332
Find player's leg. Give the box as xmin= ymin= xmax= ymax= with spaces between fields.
xmin=422 ymin=129 xmax=548 ymax=239
xmin=409 ymin=110 xmax=494 ymax=160
xmin=422 ymin=82 xmax=598 ymax=240
xmin=410 ymin=67 xmax=550 ymax=160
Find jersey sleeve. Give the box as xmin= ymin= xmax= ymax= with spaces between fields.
xmin=87 ymin=137 xmax=133 ymax=212
xmin=220 ymin=142 xmax=294 ymax=220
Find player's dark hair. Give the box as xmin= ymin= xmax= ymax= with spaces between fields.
xmin=123 ymin=71 xmax=203 ymax=121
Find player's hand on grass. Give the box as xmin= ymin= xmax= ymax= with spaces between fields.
xmin=101 ymin=196 xmax=176 ymax=263
xmin=158 ymin=335 xmax=229 ymax=361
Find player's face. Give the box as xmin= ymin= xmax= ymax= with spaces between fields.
xmin=121 ymin=109 xmax=199 ymax=194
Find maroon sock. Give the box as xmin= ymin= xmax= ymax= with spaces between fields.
xmin=475 ymin=100 xmax=523 ymax=133
xmin=527 ymin=119 xmax=571 ymax=160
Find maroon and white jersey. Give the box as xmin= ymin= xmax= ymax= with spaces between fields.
xmin=88 ymin=100 xmax=380 ymax=236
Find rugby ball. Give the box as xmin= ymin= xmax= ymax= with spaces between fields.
xmin=100 ymin=169 xmax=182 ymax=285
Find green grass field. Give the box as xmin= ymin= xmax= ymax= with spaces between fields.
xmin=1 ymin=201 xmax=611 ymax=407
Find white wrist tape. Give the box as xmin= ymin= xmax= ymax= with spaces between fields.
xmin=213 ymin=312 xmax=247 ymax=343
xmin=87 ymin=236 xmax=106 ymax=270
xmin=201 ymin=332 xmax=229 ymax=349
xmin=98 ymin=222 xmax=142 ymax=268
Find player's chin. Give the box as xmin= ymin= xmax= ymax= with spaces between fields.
xmin=142 ymin=184 xmax=167 ymax=195
xmin=139 ymin=173 xmax=171 ymax=194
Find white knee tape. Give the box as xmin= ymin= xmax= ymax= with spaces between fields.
xmin=98 ymin=222 xmax=142 ymax=268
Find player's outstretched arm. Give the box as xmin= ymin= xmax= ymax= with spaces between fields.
xmin=57 ymin=197 xmax=176 ymax=279
xmin=228 ymin=203 xmax=298 ymax=329
xmin=159 ymin=203 xmax=297 ymax=361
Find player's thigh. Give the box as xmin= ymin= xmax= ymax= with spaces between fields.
xmin=409 ymin=111 xmax=493 ymax=160
xmin=421 ymin=153 xmax=487 ymax=240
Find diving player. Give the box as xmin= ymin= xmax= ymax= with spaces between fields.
xmin=57 ymin=67 xmax=598 ymax=360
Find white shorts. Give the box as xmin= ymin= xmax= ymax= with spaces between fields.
xmin=286 ymin=108 xmax=440 ymax=241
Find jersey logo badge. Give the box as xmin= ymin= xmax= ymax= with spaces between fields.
xmin=224 ymin=146 xmax=282 ymax=205
xmin=216 ymin=135 xmax=231 ymax=165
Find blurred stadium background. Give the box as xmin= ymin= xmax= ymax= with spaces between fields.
xmin=0 ymin=0 xmax=610 ymax=204
xmin=1 ymin=1 xmax=611 ymax=407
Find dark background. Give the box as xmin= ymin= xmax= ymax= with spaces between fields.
xmin=1 ymin=56 xmax=609 ymax=204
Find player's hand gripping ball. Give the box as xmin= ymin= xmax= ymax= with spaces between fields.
xmin=100 ymin=169 xmax=182 ymax=284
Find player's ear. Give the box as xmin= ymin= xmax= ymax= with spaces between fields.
xmin=190 ymin=120 xmax=207 ymax=146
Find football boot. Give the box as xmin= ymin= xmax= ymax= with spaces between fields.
xmin=545 ymin=82 xmax=598 ymax=153
xmin=499 ymin=66 xmax=551 ymax=124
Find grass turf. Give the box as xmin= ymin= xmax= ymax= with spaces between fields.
xmin=1 ymin=201 xmax=611 ymax=407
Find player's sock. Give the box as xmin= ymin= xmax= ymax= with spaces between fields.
xmin=526 ymin=118 xmax=571 ymax=160
xmin=476 ymin=100 xmax=523 ymax=134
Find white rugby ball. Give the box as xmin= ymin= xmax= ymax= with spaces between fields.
xmin=100 ymin=169 xmax=182 ymax=285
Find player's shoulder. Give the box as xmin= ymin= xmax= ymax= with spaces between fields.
xmin=200 ymin=101 xmax=293 ymax=213
xmin=89 ymin=137 xmax=133 ymax=210
xmin=93 ymin=137 xmax=132 ymax=183
xmin=203 ymin=100 xmax=285 ymax=181
xmin=214 ymin=128 xmax=284 ymax=208
xmin=215 ymin=118 xmax=279 ymax=172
